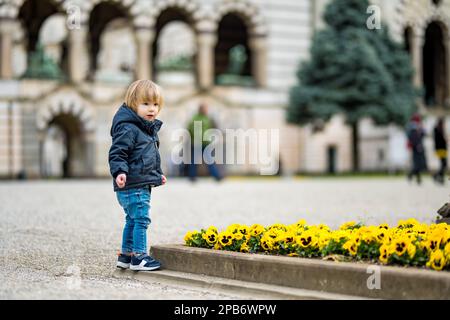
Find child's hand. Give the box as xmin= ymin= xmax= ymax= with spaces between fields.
xmin=116 ymin=173 xmax=127 ymax=188
xmin=161 ymin=175 xmax=167 ymax=185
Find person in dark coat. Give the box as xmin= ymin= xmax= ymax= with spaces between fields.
xmin=406 ymin=113 xmax=427 ymax=185
xmin=108 ymin=80 xmax=167 ymax=271
xmin=433 ymin=117 xmax=447 ymax=184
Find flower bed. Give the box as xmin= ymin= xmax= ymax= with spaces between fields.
xmin=184 ymin=219 xmax=450 ymax=271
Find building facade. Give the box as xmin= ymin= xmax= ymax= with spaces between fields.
xmin=0 ymin=0 xmax=449 ymax=178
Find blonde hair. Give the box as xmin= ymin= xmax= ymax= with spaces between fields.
xmin=124 ymin=80 xmax=164 ymax=112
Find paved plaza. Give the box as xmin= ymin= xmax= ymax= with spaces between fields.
xmin=0 ymin=177 xmax=448 ymax=299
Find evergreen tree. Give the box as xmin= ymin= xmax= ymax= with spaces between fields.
xmin=287 ymin=0 xmax=419 ymax=171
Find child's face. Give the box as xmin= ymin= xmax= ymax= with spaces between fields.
xmin=136 ymin=101 xmax=160 ymax=121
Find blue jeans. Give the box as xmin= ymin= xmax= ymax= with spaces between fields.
xmin=116 ymin=187 xmax=151 ymax=255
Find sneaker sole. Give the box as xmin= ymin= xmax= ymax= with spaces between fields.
xmin=116 ymin=262 xmax=130 ymax=269
xmin=130 ymin=265 xmax=161 ymax=271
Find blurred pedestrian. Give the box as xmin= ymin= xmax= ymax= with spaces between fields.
xmin=433 ymin=117 xmax=447 ymax=184
xmin=187 ymin=103 xmax=223 ymax=182
xmin=406 ymin=113 xmax=427 ymax=185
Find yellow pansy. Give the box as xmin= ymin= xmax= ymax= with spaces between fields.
xmin=267 ymin=223 xmax=287 ymax=232
xmin=294 ymin=219 xmax=307 ymax=227
xmin=226 ymin=223 xmax=241 ymax=234
xmin=233 ymin=232 xmax=244 ymax=240
xmin=404 ymin=232 xmax=418 ymax=242
xmin=276 ymin=231 xmax=296 ymax=246
xmin=316 ymin=224 xmax=331 ymax=232
xmin=351 ymin=234 xmax=362 ymax=244
xmin=202 ymin=230 xmax=218 ymax=246
xmin=427 ymin=250 xmax=446 ymax=271
xmin=407 ymin=242 xmax=416 ymax=259
xmin=296 ymin=231 xmax=317 ymax=248
xmin=266 ymin=228 xmax=281 ymax=239
xmin=379 ymin=244 xmax=390 ymax=264
xmin=412 ymin=224 xmax=428 ymax=236
xmin=375 ymin=229 xmax=387 ymax=242
xmin=392 ymin=238 xmax=409 ymax=256
xmin=184 ymin=231 xmax=193 ymax=243
xmin=417 ymin=239 xmax=428 ymax=251
xmin=331 ymin=230 xmax=349 ymax=242
xmin=260 ymin=233 xmax=274 ymax=251
xmin=339 ymin=221 xmax=357 ymax=230
xmin=358 ymin=226 xmax=377 ymax=242
xmin=441 ymin=232 xmax=450 ymax=246
xmin=184 ymin=230 xmax=199 ymax=243
xmin=343 ymin=240 xmax=358 ymax=256
xmin=444 ymin=242 xmax=450 ymax=258
xmin=429 ymin=223 xmax=449 ymax=232
xmin=240 ymin=242 xmax=250 ymax=253
xmin=318 ymin=234 xmax=331 ymax=250
xmin=238 ymin=225 xmax=249 ymax=236
xmin=207 ymin=226 xmax=218 ymax=234
xmin=286 ymin=225 xmax=299 ymax=234
xmin=398 ymin=218 xmax=419 ymax=228
xmin=218 ymin=231 xmax=234 ymax=247
xmin=249 ymin=224 xmax=265 ymax=236
xmin=378 ymin=223 xmax=389 ymax=230
xmin=289 ymin=220 xmax=306 ymax=232
xmin=425 ymin=236 xmax=441 ymax=252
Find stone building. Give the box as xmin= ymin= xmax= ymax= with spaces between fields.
xmin=0 ymin=0 xmax=449 ymax=178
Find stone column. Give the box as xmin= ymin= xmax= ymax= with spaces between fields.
xmin=196 ymin=31 xmax=217 ymax=90
xmin=249 ymin=35 xmax=268 ymax=88
xmin=85 ymin=131 xmax=96 ymax=176
xmin=0 ymin=19 xmax=16 ymax=79
xmin=37 ymin=130 xmax=46 ymax=178
xmin=135 ymin=27 xmax=155 ymax=80
xmin=68 ymin=23 xmax=89 ymax=83
xmin=412 ymin=28 xmax=425 ymax=88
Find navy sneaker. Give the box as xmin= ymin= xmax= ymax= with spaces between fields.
xmin=130 ymin=254 xmax=161 ymax=271
xmin=116 ymin=254 xmax=132 ymax=269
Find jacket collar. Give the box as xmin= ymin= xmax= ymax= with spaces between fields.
xmin=142 ymin=117 xmax=163 ymax=135
xmin=121 ymin=103 xmax=163 ymax=135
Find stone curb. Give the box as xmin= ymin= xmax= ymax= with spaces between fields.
xmin=112 ymin=269 xmax=364 ymax=300
xmin=150 ymin=244 xmax=450 ymax=300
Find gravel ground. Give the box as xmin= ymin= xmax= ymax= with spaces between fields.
xmin=0 ymin=176 xmax=448 ymax=299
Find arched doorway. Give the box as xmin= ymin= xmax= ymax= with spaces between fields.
xmin=215 ymin=13 xmax=254 ymax=86
xmin=40 ymin=113 xmax=90 ymax=178
xmin=152 ymin=8 xmax=196 ymax=85
xmin=327 ymin=145 xmax=337 ymax=174
xmin=423 ymin=21 xmax=448 ymax=107
xmin=88 ymin=1 xmax=134 ymax=82
xmin=18 ymin=0 xmax=67 ymax=79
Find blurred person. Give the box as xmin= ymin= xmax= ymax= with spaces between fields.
xmin=109 ymin=80 xmax=167 ymax=271
xmin=187 ymin=103 xmax=223 ymax=182
xmin=433 ymin=117 xmax=447 ymax=184
xmin=406 ymin=113 xmax=427 ymax=185
xmin=42 ymin=125 xmax=67 ymax=178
